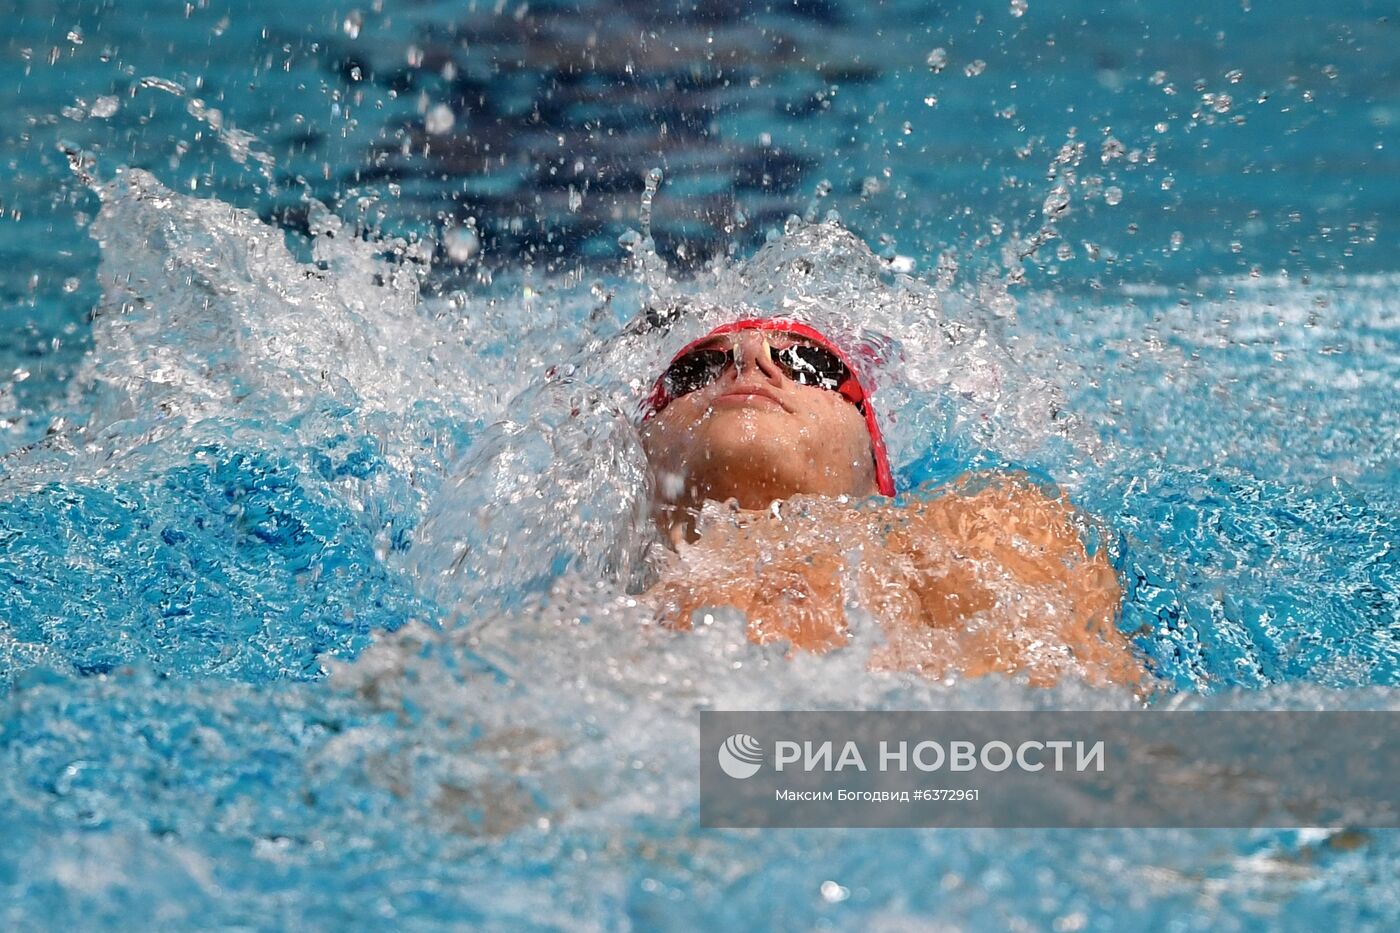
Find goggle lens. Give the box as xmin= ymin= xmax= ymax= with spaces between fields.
xmin=772 ymin=344 xmax=847 ymax=390
xmin=661 ymin=348 xmax=730 ymax=398
xmin=658 ymin=337 xmax=852 ymax=403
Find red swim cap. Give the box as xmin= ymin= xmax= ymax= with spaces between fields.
xmin=641 ymin=317 xmax=896 ymax=497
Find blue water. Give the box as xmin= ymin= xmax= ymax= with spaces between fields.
xmin=2 ymin=1 xmax=1398 ymax=929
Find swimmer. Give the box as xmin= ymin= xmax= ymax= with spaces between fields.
xmin=638 ymin=317 xmax=1144 ymax=688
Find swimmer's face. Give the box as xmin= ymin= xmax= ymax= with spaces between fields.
xmin=640 ymin=330 xmax=878 ymax=516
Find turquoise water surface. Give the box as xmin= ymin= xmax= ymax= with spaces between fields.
xmin=1 ymin=1 xmax=1397 ymax=929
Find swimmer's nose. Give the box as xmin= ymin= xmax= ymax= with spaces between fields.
xmin=732 ymin=332 xmax=785 ymax=384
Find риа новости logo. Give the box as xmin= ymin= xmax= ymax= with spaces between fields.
xmin=718 ymin=733 xmax=764 ymax=779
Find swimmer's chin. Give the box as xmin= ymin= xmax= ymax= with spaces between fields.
xmin=694 ymin=458 xmax=816 ymax=506
xmin=698 ymin=402 xmax=795 ymax=426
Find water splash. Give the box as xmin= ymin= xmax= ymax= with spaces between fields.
xmin=132 ymin=76 xmax=279 ymax=192
xmin=405 ymin=206 xmax=1096 ymax=618
xmin=638 ymin=167 xmax=664 ymax=245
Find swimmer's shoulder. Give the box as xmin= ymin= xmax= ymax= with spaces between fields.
xmin=882 ymin=469 xmax=1096 ymax=554
xmin=886 ymin=468 xmax=1073 ymax=514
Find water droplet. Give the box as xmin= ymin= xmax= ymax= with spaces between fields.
xmin=1055 ymin=911 xmax=1088 ymax=932
xmin=820 ymin=881 xmax=850 ymax=904
xmin=567 ymin=186 xmax=583 ymax=212
xmin=1204 ymin=92 xmax=1232 ymax=114
xmin=1055 ymin=242 xmax=1073 ymax=261
xmin=1322 ymin=64 xmax=1339 ymax=80
xmin=1149 ymin=70 xmax=1167 ymax=86
xmin=342 ymin=10 xmax=363 ymax=39
xmin=926 ymin=48 xmax=948 ymax=72
xmin=443 ymin=226 xmax=480 ymax=264
xmin=62 ymin=277 xmax=80 ymax=293
xmin=1103 ymin=186 xmax=1123 ymax=206
xmin=964 ymin=59 xmax=987 ymax=78
xmin=1169 ymin=231 xmax=1184 ymax=250
xmin=1225 ymin=69 xmax=1244 ymax=84
xmin=923 ymin=95 xmax=938 ymax=107
xmin=639 ymin=168 xmax=664 ymax=242
xmin=1009 ymin=0 xmax=1028 ymax=17
xmin=1042 ymin=184 xmax=1070 ymax=219
xmin=425 ymin=104 xmax=455 ymax=134
xmin=406 ymin=45 xmax=424 ymax=68
xmin=89 ymin=96 xmax=119 ymax=119
xmin=1100 ymin=136 xmax=1125 ymax=163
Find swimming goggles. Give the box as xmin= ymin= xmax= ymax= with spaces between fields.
xmin=641 ymin=317 xmax=896 ymax=496
xmin=658 ymin=335 xmax=861 ymax=405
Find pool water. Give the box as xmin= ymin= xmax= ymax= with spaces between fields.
xmin=1 ymin=0 xmax=1397 ymax=929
